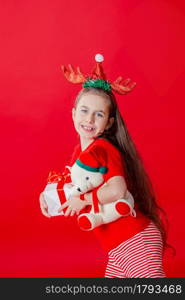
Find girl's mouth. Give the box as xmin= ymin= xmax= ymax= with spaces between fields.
xmin=81 ymin=125 xmax=95 ymax=132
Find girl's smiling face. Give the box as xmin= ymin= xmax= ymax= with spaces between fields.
xmin=72 ymin=93 xmax=114 ymax=141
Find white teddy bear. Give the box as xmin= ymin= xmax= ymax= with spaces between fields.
xmin=43 ymin=147 xmax=136 ymax=231
xmin=68 ymin=160 xmax=136 ymax=231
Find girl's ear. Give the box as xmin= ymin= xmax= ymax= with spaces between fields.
xmin=72 ymin=107 xmax=76 ymax=121
xmin=106 ymin=117 xmax=114 ymax=130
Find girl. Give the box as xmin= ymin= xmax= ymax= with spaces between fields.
xmin=40 ymin=55 xmax=167 ymax=278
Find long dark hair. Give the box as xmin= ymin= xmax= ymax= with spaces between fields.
xmin=74 ymin=87 xmax=173 ymax=252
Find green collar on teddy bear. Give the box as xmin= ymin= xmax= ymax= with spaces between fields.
xmin=76 ymin=159 xmax=108 ymax=174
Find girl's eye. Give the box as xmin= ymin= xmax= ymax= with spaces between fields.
xmin=85 ymin=177 xmax=89 ymax=180
xmin=81 ymin=109 xmax=87 ymax=113
xmin=96 ymin=113 xmax=103 ymax=118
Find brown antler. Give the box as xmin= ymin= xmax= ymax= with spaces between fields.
xmin=111 ymin=76 xmax=136 ymax=95
xmin=61 ymin=64 xmax=86 ymax=84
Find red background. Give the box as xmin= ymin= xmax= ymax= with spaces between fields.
xmin=0 ymin=0 xmax=185 ymax=277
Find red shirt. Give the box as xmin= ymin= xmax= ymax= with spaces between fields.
xmin=70 ymin=138 xmax=150 ymax=252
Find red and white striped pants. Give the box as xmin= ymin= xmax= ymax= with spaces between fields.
xmin=105 ymin=221 xmax=166 ymax=278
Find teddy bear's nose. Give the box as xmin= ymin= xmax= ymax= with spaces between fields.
xmin=77 ymin=187 xmax=81 ymax=192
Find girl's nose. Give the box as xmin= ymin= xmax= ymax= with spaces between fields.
xmin=86 ymin=114 xmax=94 ymax=123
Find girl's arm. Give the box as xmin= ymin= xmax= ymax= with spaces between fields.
xmin=39 ymin=192 xmax=51 ymax=218
xmin=84 ymin=176 xmax=127 ymax=205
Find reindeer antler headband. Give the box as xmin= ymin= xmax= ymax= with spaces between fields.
xmin=61 ymin=54 xmax=136 ymax=95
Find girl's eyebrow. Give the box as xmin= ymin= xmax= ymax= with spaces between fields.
xmin=80 ymin=105 xmax=88 ymax=109
xmin=80 ymin=105 xmax=105 ymax=114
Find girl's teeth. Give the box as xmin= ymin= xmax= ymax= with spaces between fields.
xmin=82 ymin=125 xmax=94 ymax=131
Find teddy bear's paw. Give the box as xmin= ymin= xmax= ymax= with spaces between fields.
xmin=78 ymin=215 xmax=93 ymax=231
xmin=115 ymin=201 xmax=131 ymax=216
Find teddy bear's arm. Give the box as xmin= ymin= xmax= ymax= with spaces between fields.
xmin=84 ymin=192 xmax=93 ymax=205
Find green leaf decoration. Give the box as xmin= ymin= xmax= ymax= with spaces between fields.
xmin=83 ymin=79 xmax=111 ymax=92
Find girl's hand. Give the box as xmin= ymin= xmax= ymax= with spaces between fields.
xmin=58 ymin=195 xmax=87 ymax=217
xmin=39 ymin=192 xmax=51 ymax=218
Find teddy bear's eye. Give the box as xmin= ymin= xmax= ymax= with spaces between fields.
xmin=86 ymin=177 xmax=89 ymax=180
